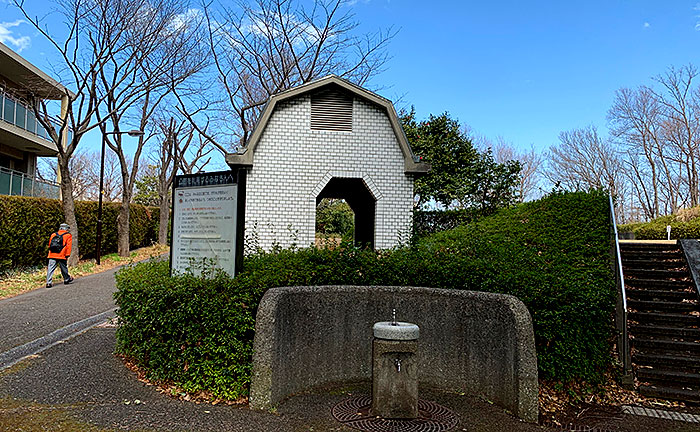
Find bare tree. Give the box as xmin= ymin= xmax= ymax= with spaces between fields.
xmin=87 ymin=150 xmax=125 ymax=202
xmin=608 ymin=86 xmax=665 ymax=219
xmin=37 ymin=149 xmax=96 ymax=201
xmin=608 ymin=67 xmax=700 ymax=219
xmin=545 ymin=126 xmax=626 ymax=203
xmin=12 ymin=0 xmax=137 ymax=264
xmin=652 ymin=65 xmax=700 ymax=208
xmin=481 ymin=137 xmax=543 ymax=202
xmin=15 ymin=0 xmax=207 ymax=258
xmin=148 ymin=115 xmax=213 ymax=244
xmin=178 ymin=0 xmax=396 ymax=151
xmin=91 ymin=0 xmax=207 ymax=256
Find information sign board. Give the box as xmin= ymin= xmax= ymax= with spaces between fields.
xmin=170 ymin=170 xmax=245 ymax=277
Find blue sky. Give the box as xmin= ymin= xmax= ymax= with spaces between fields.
xmin=2 ymin=0 xmax=700 ymax=156
xmin=355 ymin=1 xmax=700 ymax=152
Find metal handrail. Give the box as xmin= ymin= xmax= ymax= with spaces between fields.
xmin=609 ymin=193 xmax=631 ymax=376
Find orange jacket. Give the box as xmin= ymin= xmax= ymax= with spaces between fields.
xmin=47 ymin=230 xmax=73 ymax=260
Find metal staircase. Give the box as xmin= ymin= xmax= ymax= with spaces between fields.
xmin=620 ymin=241 xmax=700 ymax=403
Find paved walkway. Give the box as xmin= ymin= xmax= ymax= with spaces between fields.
xmin=0 ymin=267 xmax=698 ymax=432
xmin=0 ymin=267 xmax=119 ymax=352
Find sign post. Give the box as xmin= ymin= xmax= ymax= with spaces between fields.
xmin=170 ymin=170 xmax=245 ymax=277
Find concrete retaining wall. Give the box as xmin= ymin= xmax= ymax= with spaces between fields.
xmin=680 ymin=239 xmax=700 ymax=298
xmin=250 ymin=285 xmax=538 ymax=422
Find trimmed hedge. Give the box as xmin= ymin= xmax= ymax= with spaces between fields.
xmin=619 ymin=214 xmax=700 ymax=239
xmin=115 ymin=262 xmax=255 ymax=399
xmin=0 ymin=195 xmax=160 ymax=268
xmin=413 ymin=208 xmax=479 ymax=237
xmin=115 ymin=190 xmax=616 ymax=400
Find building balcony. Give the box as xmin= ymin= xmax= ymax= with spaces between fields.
xmin=0 ymin=88 xmax=59 ymax=157
xmin=0 ymin=166 xmax=59 ymax=198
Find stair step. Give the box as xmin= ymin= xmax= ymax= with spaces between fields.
xmin=624 ymin=278 xmax=695 ymax=291
xmin=632 ymin=338 xmax=700 ymax=354
xmin=627 ymin=289 xmax=697 ymax=302
xmin=629 ymin=324 xmax=700 ymax=341
xmin=621 ymin=250 xmax=683 ymax=260
xmin=625 ymin=268 xmax=689 ymax=279
xmin=633 ymin=353 xmax=700 ymax=369
xmin=628 ymin=299 xmax=698 ymax=313
xmin=623 ymin=259 xmax=687 ymax=269
xmin=628 ymin=311 xmax=700 ymax=326
xmin=637 ymin=369 xmax=700 ymax=386
xmin=638 ymin=385 xmax=700 ymax=403
xmin=620 ymin=242 xmax=680 ymax=252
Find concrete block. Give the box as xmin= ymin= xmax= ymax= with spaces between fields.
xmin=372 ymin=339 xmax=419 ymax=419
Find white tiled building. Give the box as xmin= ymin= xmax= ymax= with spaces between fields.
xmin=226 ymin=76 xmax=428 ymax=251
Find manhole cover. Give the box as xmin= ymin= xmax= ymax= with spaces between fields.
xmin=332 ymin=395 xmax=459 ymax=432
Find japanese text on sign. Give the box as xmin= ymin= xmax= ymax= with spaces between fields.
xmin=172 ymin=183 xmax=237 ymax=277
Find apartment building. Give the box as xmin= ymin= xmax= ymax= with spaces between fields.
xmin=0 ymin=42 xmax=69 ymax=197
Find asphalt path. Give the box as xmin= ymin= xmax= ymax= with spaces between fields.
xmin=0 ymin=265 xmax=120 ymax=367
xmin=1 ymin=327 xmax=691 ymax=432
xmin=0 ymin=328 xmax=298 ymax=431
xmin=0 ymin=325 xmax=559 ymax=432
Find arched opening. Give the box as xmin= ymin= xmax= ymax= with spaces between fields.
xmin=316 ymin=177 xmax=376 ymax=248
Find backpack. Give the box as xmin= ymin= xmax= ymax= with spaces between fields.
xmin=49 ymin=232 xmax=64 ymax=253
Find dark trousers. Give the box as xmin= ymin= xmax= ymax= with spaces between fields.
xmin=46 ymin=258 xmax=70 ymax=285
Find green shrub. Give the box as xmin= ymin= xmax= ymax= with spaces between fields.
xmin=316 ymin=198 xmax=354 ymax=237
xmin=0 ymin=196 xmax=63 ymax=268
xmin=413 ymin=208 xmax=480 ymax=237
xmin=0 ymin=195 xmax=160 ymax=268
xmin=620 ymin=213 xmax=700 ymax=239
xmin=115 ymin=261 xmax=255 ymax=399
xmin=114 ymin=190 xmax=616 ymax=399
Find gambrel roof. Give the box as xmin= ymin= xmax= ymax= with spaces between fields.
xmin=225 ymin=75 xmax=430 ymax=174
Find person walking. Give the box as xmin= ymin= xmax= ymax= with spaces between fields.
xmin=46 ymin=223 xmax=74 ymax=288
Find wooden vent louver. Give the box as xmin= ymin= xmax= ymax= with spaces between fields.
xmin=311 ymin=90 xmax=353 ymax=132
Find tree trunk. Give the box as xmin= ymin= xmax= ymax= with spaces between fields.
xmin=58 ymin=160 xmax=80 ymax=266
xmin=158 ymin=192 xmax=170 ymax=245
xmin=117 ymin=198 xmax=130 ymax=257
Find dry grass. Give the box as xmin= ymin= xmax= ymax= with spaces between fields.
xmin=539 ymin=373 xmax=687 ymax=425
xmin=0 ymin=244 xmax=169 ymax=300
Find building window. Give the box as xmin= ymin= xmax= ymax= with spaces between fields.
xmin=15 ymin=103 xmax=26 ymax=129
xmin=26 ymin=109 xmax=36 ymax=134
xmin=3 ymin=95 xmax=14 ymax=123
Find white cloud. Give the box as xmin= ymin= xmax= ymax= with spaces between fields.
xmin=246 ymin=13 xmax=322 ymax=47
xmin=169 ymin=8 xmax=204 ymax=32
xmin=643 ymin=22 xmax=650 ymax=29
xmin=0 ymin=19 xmax=31 ymax=52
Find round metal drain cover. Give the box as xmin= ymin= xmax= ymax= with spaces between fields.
xmin=332 ymin=396 xmax=459 ymax=432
